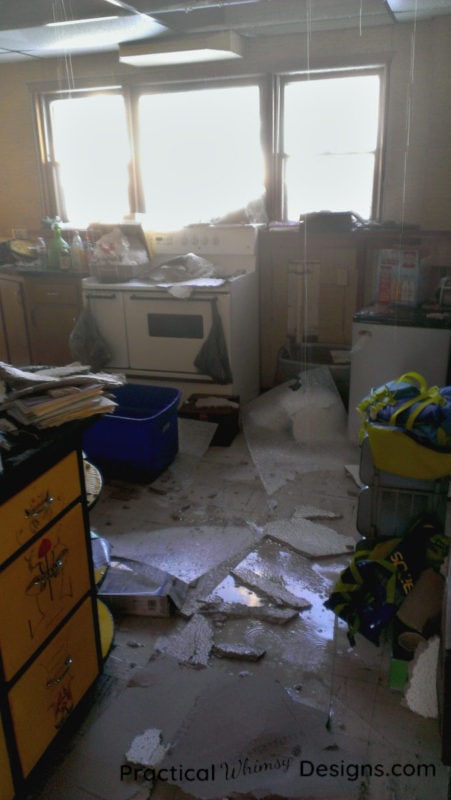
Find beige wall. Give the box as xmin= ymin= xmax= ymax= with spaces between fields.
xmin=0 ymin=16 xmax=450 ymax=236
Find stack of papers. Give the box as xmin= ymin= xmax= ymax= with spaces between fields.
xmin=0 ymin=362 xmax=123 ymax=429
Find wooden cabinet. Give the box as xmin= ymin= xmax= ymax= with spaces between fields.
xmin=258 ymin=227 xmax=451 ymax=389
xmin=23 ymin=274 xmax=83 ymax=365
xmin=0 ymin=277 xmax=31 ymax=365
xmin=0 ymin=442 xmax=102 ymax=797
xmin=0 ymin=272 xmax=84 ymax=367
xmin=259 ymin=228 xmax=359 ymax=388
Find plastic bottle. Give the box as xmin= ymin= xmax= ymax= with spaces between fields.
xmin=70 ymin=230 xmax=87 ymax=272
xmin=36 ymin=236 xmax=47 ymax=269
xmin=47 ymin=225 xmax=71 ymax=270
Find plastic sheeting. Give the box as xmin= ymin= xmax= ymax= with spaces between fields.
xmin=242 ymin=367 xmax=354 ymax=494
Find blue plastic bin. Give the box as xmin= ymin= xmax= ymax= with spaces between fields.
xmin=83 ymin=384 xmax=181 ymax=480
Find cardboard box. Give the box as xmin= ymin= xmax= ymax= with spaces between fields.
xmin=375 ymin=247 xmax=434 ymax=306
xmin=178 ymin=394 xmax=240 ymax=446
xmin=98 ymin=560 xmax=188 ymax=617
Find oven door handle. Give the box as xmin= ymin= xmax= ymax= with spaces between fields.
xmin=85 ymin=292 xmax=117 ymax=300
xmin=128 ymin=293 xmax=159 ymax=300
xmin=128 ymin=294 xmax=213 ymax=302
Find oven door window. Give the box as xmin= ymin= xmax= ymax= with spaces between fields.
xmin=124 ymin=294 xmax=229 ymax=375
xmin=147 ymin=313 xmax=204 ymax=339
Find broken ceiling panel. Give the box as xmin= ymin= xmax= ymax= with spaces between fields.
xmin=264 ymin=517 xmax=355 ymax=559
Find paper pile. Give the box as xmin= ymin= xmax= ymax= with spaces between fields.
xmin=0 ymin=362 xmax=123 ymax=429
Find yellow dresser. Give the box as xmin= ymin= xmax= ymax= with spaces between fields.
xmin=0 ymin=440 xmax=102 ymax=797
xmin=0 ymin=717 xmax=14 ymax=800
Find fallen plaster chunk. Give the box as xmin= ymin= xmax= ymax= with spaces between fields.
xmin=264 ymin=517 xmax=355 ymax=559
xmin=200 ymin=599 xmax=299 ymax=624
xmin=293 ymin=504 xmax=342 ymax=521
xmin=345 ymin=463 xmax=362 ymax=488
xmin=125 ymin=727 xmax=170 ymax=768
xmin=155 ymin=614 xmax=214 ymax=668
xmin=404 ymin=636 xmax=440 ymax=718
xmin=212 ymin=642 xmax=266 ymax=661
xmin=231 ymin=564 xmax=312 ymax=610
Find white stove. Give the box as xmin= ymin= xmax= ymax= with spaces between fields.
xmin=82 ymin=224 xmax=261 ymax=403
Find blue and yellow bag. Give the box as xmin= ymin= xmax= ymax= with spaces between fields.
xmin=324 ymin=514 xmax=449 ymax=646
xmin=357 ymin=372 xmax=451 ymax=479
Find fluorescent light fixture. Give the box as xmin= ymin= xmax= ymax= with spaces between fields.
xmin=47 ymin=16 xmax=119 ymax=27
xmin=119 ymin=31 xmax=244 ymax=66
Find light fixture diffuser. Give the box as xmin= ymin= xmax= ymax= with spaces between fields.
xmin=119 ymin=31 xmax=244 ymax=66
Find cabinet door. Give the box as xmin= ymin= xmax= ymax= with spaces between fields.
xmin=0 ymin=717 xmax=14 ymax=800
xmin=0 ymin=451 xmax=81 ymax=564
xmin=259 ymin=231 xmax=359 ymax=387
xmin=0 ymin=503 xmax=92 ymax=681
xmin=0 ymin=278 xmax=31 ymax=364
xmin=24 ymin=277 xmax=81 ymax=365
xmin=259 ymin=232 xmax=295 ymax=388
xmin=8 ymin=597 xmax=99 ymax=778
xmin=83 ymin=288 xmax=129 ymax=368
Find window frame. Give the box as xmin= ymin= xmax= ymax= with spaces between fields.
xmin=32 ymin=65 xmax=386 ymax=226
xmin=276 ymin=65 xmax=387 ymax=222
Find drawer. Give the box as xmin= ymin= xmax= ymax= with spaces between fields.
xmin=0 ymin=717 xmax=14 ymax=800
xmin=0 ymin=503 xmax=91 ymax=681
xmin=0 ymin=451 xmax=81 ymax=564
xmin=27 ymin=281 xmax=80 ymax=306
xmin=8 ymin=596 xmax=99 ymax=778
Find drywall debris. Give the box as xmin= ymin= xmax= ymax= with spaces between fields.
xmin=264 ymin=517 xmax=355 ymax=559
xmin=155 ymin=614 xmax=214 ymax=668
xmin=200 ymin=600 xmax=299 ymax=624
xmin=212 ymin=642 xmax=266 ymax=661
xmin=294 ymin=505 xmax=342 ymax=520
xmin=344 ymin=464 xmax=362 ymax=488
xmin=291 ymin=383 xmax=347 ymax=443
xmin=404 ymin=636 xmax=440 ymax=718
xmin=231 ymin=564 xmax=312 ymax=610
xmin=125 ymin=728 xmax=169 ymax=768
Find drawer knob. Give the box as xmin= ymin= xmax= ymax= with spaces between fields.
xmin=25 ymin=493 xmax=55 ymax=527
xmin=46 ymin=656 xmax=73 ymax=688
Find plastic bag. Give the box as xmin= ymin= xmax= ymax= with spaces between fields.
xmin=92 ymin=227 xmax=132 ymax=264
xmin=69 ymin=307 xmax=111 ymax=372
xmin=194 ymin=299 xmax=233 ymax=384
xmin=150 ymin=253 xmax=215 ymax=283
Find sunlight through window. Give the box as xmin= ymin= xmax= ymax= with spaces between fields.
xmin=283 ymin=74 xmax=381 ymax=220
xmin=139 ymin=85 xmax=265 ymax=230
xmin=50 ymin=93 xmax=131 ymax=225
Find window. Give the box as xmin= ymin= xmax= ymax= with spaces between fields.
xmin=48 ymin=92 xmax=131 ymax=226
xmin=139 ymin=85 xmax=265 ymax=229
xmin=35 ymin=68 xmax=384 ymax=228
xmin=281 ymin=71 xmax=382 ymax=221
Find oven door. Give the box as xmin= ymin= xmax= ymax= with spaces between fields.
xmin=123 ymin=290 xmax=231 ymax=378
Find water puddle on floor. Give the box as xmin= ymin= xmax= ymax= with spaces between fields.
xmin=207 ymin=574 xmax=264 ymax=606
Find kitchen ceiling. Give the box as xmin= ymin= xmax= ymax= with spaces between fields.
xmin=0 ymin=0 xmax=449 ymax=63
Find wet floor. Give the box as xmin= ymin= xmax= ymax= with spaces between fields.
xmin=28 ymin=409 xmax=450 ymax=800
